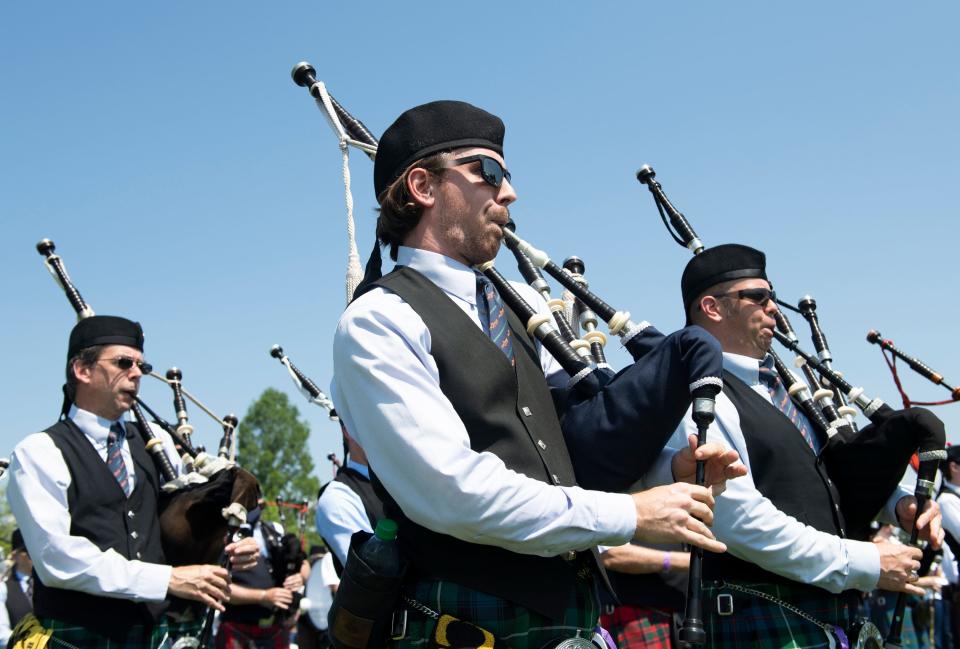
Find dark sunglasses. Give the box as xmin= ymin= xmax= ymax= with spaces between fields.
xmin=450 ymin=154 xmax=511 ymax=188
xmin=711 ymin=287 xmax=777 ymax=306
xmin=99 ymin=356 xmax=153 ymax=374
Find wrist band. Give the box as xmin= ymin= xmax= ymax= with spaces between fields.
xmin=661 ymin=552 xmax=671 ymax=573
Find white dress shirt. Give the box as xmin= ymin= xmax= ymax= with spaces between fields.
xmin=315 ymin=459 xmax=374 ymax=566
xmin=648 ymin=352 xmax=907 ymax=593
xmin=6 ymin=406 xmax=183 ymax=602
xmin=331 ymin=246 xmax=636 ymax=558
xmin=0 ymin=582 xmax=10 ymax=646
xmin=938 ymin=481 xmax=960 ymax=584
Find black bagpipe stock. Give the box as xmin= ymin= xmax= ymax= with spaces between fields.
xmin=868 ymin=330 xmax=960 ymax=400
xmin=501 ymin=225 xmax=588 ymax=359
xmin=36 ymin=239 xmax=95 ymax=319
xmin=271 ymin=344 xmax=324 ymax=401
xmin=135 ymin=396 xmax=200 ymax=459
xmin=218 ymin=414 xmax=238 ymax=460
xmin=131 ymin=401 xmax=178 ymax=483
xmin=769 ymin=350 xmax=833 ymax=444
xmin=635 ymin=165 xmax=705 ymax=255
xmin=561 ymin=256 xmax=609 ymax=367
xmin=475 ymin=261 xmax=603 ymax=397
xmin=797 ymin=295 xmax=858 ymax=429
xmin=165 ymin=368 xmax=195 ymax=442
xmin=165 ymin=367 xmax=197 ymax=470
xmin=270 ymin=344 xmax=337 ymax=415
xmin=499 ymin=225 xmax=664 ymax=361
xmin=772 ymin=309 xmax=852 ymax=440
xmin=291 ymin=61 xmax=379 ymax=157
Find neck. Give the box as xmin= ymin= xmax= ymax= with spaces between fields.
xmin=72 ymin=395 xmax=122 ymax=422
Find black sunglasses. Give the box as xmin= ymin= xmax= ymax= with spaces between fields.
xmin=99 ymin=356 xmax=153 ymax=374
xmin=711 ymin=287 xmax=777 ymax=306
xmin=450 ymin=154 xmax=511 ymax=188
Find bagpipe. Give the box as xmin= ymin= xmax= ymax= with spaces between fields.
xmin=636 ymin=165 xmax=947 ymax=649
xmin=868 ymin=329 xmax=960 ymax=407
xmin=261 ymin=498 xmax=310 ymax=621
xmin=36 ymin=238 xmax=260 ymax=647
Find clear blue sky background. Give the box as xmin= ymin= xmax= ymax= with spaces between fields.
xmin=2 ymin=2 xmax=958 ymax=495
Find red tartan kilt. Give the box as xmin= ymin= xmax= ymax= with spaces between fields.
xmin=600 ymin=605 xmax=674 ymax=649
xmin=214 ymin=620 xmax=290 ymax=649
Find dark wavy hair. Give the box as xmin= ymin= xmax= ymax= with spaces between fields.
xmin=375 ymin=152 xmax=449 ymax=261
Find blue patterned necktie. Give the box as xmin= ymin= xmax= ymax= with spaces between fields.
xmin=475 ymin=273 xmax=514 ymax=366
xmin=758 ymin=360 xmax=820 ymax=454
xmin=107 ymin=422 xmax=132 ymax=497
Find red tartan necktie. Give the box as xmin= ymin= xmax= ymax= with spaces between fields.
xmin=475 ymin=273 xmax=515 ymax=366
xmin=107 ymin=423 xmax=132 ymax=497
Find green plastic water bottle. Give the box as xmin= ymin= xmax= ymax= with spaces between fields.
xmin=357 ymin=519 xmax=402 ymax=577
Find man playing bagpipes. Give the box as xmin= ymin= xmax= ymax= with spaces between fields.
xmin=6 ymin=315 xmax=258 ymax=648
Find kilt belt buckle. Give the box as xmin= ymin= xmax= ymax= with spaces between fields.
xmin=390 ymin=609 xmax=408 ymax=641
xmin=716 ymin=592 xmax=734 ymax=616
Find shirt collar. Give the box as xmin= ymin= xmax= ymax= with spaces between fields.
xmin=345 ymin=458 xmax=370 ymax=479
xmin=945 ymin=481 xmax=960 ymax=496
xmin=395 ymin=246 xmax=479 ymax=307
xmin=722 ymin=352 xmax=765 ymax=387
xmin=69 ymin=405 xmax=124 ymax=446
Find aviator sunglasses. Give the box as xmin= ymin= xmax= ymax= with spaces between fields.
xmin=98 ymin=356 xmax=153 ymax=374
xmin=450 ymin=154 xmax=512 ymax=188
xmin=711 ymin=287 xmax=777 ymax=306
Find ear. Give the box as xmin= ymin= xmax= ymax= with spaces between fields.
xmin=697 ymin=295 xmax=725 ymax=323
xmin=73 ymin=359 xmax=95 ymax=386
xmin=406 ymin=167 xmax=438 ymax=208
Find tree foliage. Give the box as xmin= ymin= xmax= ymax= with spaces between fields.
xmin=237 ymin=388 xmax=320 ymax=543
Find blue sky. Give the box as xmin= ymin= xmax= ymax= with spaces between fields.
xmin=2 ymin=2 xmax=958 ymax=493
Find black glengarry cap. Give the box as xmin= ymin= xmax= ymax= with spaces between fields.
xmin=681 ymin=244 xmax=767 ymax=319
xmin=372 ymin=100 xmax=504 ymax=201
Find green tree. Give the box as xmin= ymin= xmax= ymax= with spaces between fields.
xmin=0 ymin=482 xmax=18 ymax=557
xmin=237 ymin=388 xmax=321 ymax=546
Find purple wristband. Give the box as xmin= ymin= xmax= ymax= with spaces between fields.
xmin=661 ymin=552 xmax=671 ymax=573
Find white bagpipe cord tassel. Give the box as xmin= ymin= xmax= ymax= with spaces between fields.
xmin=312 ymin=81 xmax=364 ymax=304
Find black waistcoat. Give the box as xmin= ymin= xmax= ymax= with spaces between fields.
xmin=319 ymin=466 xmax=385 ymax=576
xmin=5 ymin=573 xmax=32 ymax=628
xmin=370 ymin=267 xmax=603 ymax=620
xmin=33 ymin=418 xmax=166 ymax=637
xmin=703 ymin=372 xmax=847 ymax=586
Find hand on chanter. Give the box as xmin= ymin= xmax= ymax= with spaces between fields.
xmin=895 ymin=496 xmax=944 ymax=550
xmin=631 ymin=483 xmax=725 ymax=554
xmin=671 ymin=434 xmax=747 ymax=496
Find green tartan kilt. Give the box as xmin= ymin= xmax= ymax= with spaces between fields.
xmin=36 ymin=616 xmax=170 ymax=649
xmin=702 ymin=581 xmax=852 ymax=649
xmin=393 ymin=572 xmax=600 ymax=649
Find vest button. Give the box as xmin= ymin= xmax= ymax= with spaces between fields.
xmin=136 ymin=551 xmax=142 ymax=559
xmin=522 ymin=407 xmax=532 ymax=417
xmin=551 ymin=474 xmax=560 ymax=484
xmin=131 ymin=531 xmax=139 ymax=539
xmin=128 ymin=510 xmax=135 ymax=518
xmin=537 ymin=440 xmax=547 ymax=450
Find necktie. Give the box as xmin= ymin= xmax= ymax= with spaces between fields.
xmin=475 ymin=273 xmax=514 ymax=366
xmin=107 ymin=423 xmax=132 ymax=497
xmin=758 ymin=361 xmax=820 ymax=453
xmin=25 ymin=576 xmax=32 ymax=600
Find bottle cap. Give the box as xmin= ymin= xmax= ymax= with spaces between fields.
xmin=374 ymin=518 xmax=398 ymax=541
